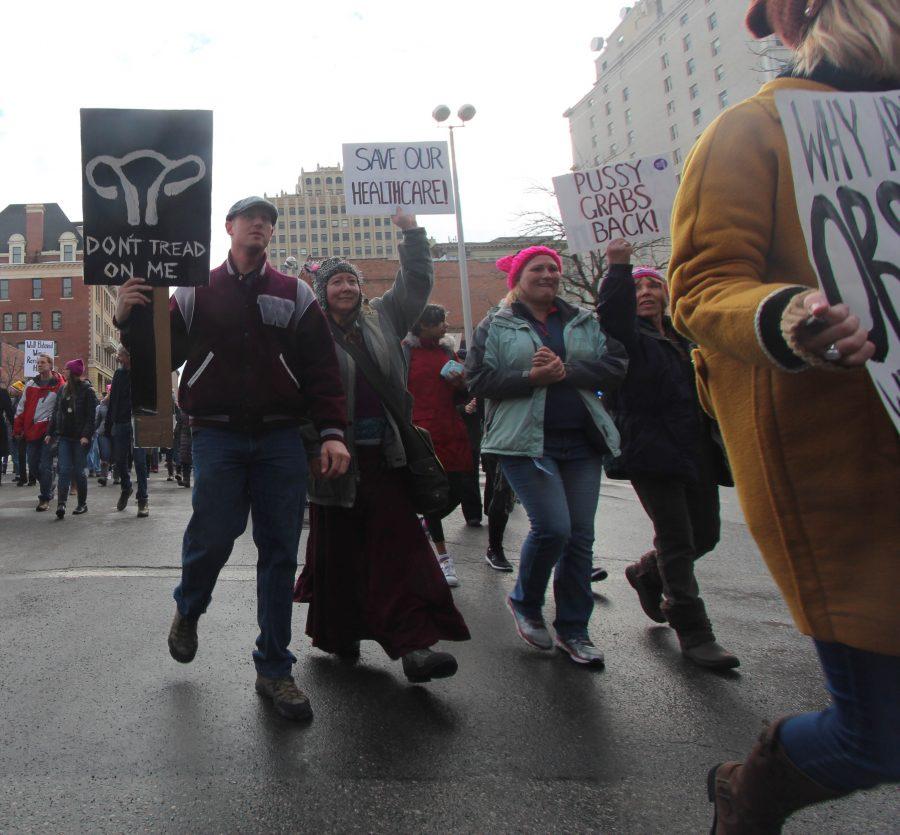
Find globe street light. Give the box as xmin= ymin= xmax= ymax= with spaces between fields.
xmin=433 ymin=104 xmax=476 ymax=350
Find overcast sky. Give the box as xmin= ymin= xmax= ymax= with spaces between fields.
xmin=0 ymin=1 xmax=622 ymax=261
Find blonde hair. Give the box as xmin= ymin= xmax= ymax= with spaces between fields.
xmin=794 ymin=0 xmax=900 ymax=80
xmin=503 ymin=286 xmax=520 ymax=307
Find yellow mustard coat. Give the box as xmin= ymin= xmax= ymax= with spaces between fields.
xmin=669 ymin=78 xmax=900 ymax=656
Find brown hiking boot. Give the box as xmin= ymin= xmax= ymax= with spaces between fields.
xmin=681 ymin=639 xmax=740 ymax=670
xmin=625 ymin=558 xmax=666 ymax=623
xmin=255 ymin=674 xmax=313 ymax=721
xmin=167 ymin=610 xmax=198 ymax=663
xmin=708 ymin=717 xmax=849 ymax=833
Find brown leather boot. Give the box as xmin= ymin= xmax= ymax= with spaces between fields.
xmin=625 ymin=550 xmax=666 ymax=623
xmin=708 ymin=717 xmax=849 ymax=833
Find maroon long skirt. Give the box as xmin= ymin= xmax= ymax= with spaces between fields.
xmin=294 ymin=447 xmax=470 ymax=659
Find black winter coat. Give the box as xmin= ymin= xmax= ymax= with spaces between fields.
xmin=597 ymin=264 xmax=730 ymax=484
xmin=0 ymin=389 xmax=13 ymax=457
xmin=49 ymin=380 xmax=98 ymax=441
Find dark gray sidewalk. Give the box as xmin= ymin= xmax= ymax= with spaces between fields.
xmin=0 ymin=474 xmax=894 ymax=833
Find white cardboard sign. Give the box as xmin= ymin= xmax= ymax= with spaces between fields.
xmin=341 ymin=142 xmax=455 ymax=216
xmin=775 ymin=89 xmax=900 ymax=433
xmin=24 ymin=339 xmax=56 ymax=377
xmin=552 ymin=155 xmax=678 ymax=254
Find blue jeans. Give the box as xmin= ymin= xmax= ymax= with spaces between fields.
xmin=57 ymin=438 xmax=88 ymax=505
xmin=779 ymin=640 xmax=900 ymax=791
xmin=174 ymin=426 xmax=307 ymax=678
xmin=86 ymin=436 xmax=100 ymax=473
xmin=499 ymin=430 xmax=603 ymax=639
xmin=112 ymin=422 xmax=148 ymax=501
xmin=26 ymin=438 xmax=56 ymax=501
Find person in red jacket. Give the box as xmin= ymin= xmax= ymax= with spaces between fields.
xmin=13 ymin=354 xmax=64 ymax=511
xmin=403 ymin=305 xmax=473 ymax=587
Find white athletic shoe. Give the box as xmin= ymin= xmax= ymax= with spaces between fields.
xmin=438 ymin=554 xmax=460 ymax=588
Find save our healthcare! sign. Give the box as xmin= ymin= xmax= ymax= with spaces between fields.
xmin=341 ymin=142 xmax=455 ymax=215
xmin=80 ymin=108 xmax=213 ymax=287
xmin=552 ymin=155 xmax=678 ymax=255
xmin=24 ymin=340 xmax=56 ymax=378
xmin=775 ymin=89 xmax=900 ymax=433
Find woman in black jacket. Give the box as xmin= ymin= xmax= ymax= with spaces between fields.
xmin=597 ymin=239 xmax=737 ymax=670
xmin=48 ymin=358 xmax=97 ymax=518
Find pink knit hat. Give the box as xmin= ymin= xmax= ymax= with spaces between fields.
xmin=496 ymin=246 xmax=562 ymax=290
xmin=65 ymin=358 xmax=85 ymax=376
xmin=632 ymin=266 xmax=668 ymax=295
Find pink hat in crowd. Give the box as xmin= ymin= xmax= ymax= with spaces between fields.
xmin=632 ymin=266 xmax=668 ymax=292
xmin=496 ymin=246 xmax=562 ymax=290
xmin=65 ymin=358 xmax=85 ymax=376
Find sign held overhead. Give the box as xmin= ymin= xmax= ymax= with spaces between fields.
xmin=80 ymin=108 xmax=213 ymax=287
xmin=342 ymin=142 xmax=455 ymax=215
xmin=553 ymin=155 xmax=678 ymax=254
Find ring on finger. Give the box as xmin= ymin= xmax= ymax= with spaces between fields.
xmin=823 ymin=343 xmax=842 ymax=362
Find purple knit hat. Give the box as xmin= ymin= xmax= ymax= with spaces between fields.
xmin=65 ymin=358 xmax=85 ymax=376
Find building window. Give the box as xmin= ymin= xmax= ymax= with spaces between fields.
xmin=670 ymin=124 xmax=679 ymax=141
xmin=690 ymin=83 xmax=700 ymax=99
xmin=606 ymin=123 xmax=613 ymax=137
xmin=289 ymin=206 xmax=296 ymax=215
xmin=364 ymin=232 xmax=371 ymax=241
xmin=0 ymin=279 xmax=7 ymax=300
xmin=2 ymin=313 xmax=11 ymax=331
xmin=693 ymin=107 xmax=703 ymax=126
xmin=714 ymin=64 xmax=725 ymax=81
xmin=664 ymin=76 xmax=673 ymax=93
xmin=11 ymin=245 xmax=24 ymax=264
xmin=376 ymin=247 xmax=384 ymax=256
xmin=680 ymin=13 xmax=689 ymax=25
xmin=61 ymin=277 xmax=72 ymax=298
xmin=687 ymin=58 xmax=696 ymax=75
xmin=622 ymin=87 xmax=630 ymax=102
xmin=605 ymin=102 xmax=612 ymax=116
xmin=666 ymin=100 xmax=676 ymax=116
xmin=18 ymin=313 xmax=27 ymax=331
xmin=32 ymin=312 xmax=41 ymax=330
xmin=610 ymin=142 xmax=619 ymax=155
xmin=624 ymin=108 xmax=632 ymax=124
xmin=711 ymin=37 xmax=721 ymax=56
xmin=719 ymin=90 xmax=729 ymax=109
xmin=52 ymin=311 xmax=62 ymax=330
xmin=674 ymin=148 xmax=682 ymax=165
xmin=661 ymin=53 xmax=669 ymax=70
xmin=592 ymin=134 xmax=599 ymax=147
xmin=627 ymin=130 xmax=635 ymax=146
xmin=708 ymin=12 xmax=718 ymax=30
xmin=683 ymin=34 xmax=692 ymax=52
xmin=354 ymin=232 xmax=362 ymax=241
xmin=365 ymin=247 xmax=372 ymax=256
xmin=62 ymin=244 xmax=75 ymax=262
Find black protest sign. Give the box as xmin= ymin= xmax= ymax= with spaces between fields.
xmin=80 ymin=108 xmax=213 ymax=287
xmin=776 ymin=90 xmax=900 ymax=433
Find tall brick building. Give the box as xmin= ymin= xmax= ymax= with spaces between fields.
xmin=0 ymin=203 xmax=119 ymax=391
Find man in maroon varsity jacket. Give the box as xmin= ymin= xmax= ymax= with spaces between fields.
xmin=115 ymin=196 xmax=350 ymax=721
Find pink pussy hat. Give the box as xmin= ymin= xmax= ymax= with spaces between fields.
xmin=496 ymin=246 xmax=562 ymax=290
xmin=65 ymin=358 xmax=85 ymax=376
xmin=632 ymin=266 xmax=668 ymax=294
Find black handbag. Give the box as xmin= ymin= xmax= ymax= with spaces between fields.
xmin=336 ymin=329 xmax=449 ymax=515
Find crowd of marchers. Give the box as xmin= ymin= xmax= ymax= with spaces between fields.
xmin=1 ymin=2 xmax=897 ymax=832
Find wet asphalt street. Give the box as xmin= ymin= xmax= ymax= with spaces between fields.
xmin=0 ymin=471 xmax=895 ymax=833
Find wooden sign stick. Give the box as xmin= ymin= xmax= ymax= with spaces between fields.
xmin=134 ymin=287 xmax=173 ymax=448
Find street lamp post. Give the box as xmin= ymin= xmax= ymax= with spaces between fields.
xmin=433 ymin=104 xmax=476 ymax=350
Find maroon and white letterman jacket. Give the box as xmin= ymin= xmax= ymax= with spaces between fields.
xmin=167 ymin=255 xmax=346 ymax=440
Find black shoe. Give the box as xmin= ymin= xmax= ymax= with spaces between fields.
xmin=168 ymin=610 xmax=198 ymax=663
xmin=116 ymin=486 xmax=133 ymax=512
xmin=625 ymin=563 xmax=666 ymax=624
xmin=402 ymin=648 xmax=458 ymax=683
xmin=591 ymin=566 xmax=609 ymax=582
xmin=680 ymin=639 xmax=740 ymax=670
xmin=485 ymin=546 xmax=513 ymax=572
xmin=97 ymin=477 xmax=107 ymax=487
xmin=73 ymin=504 xmax=88 ymax=515
xmin=334 ymin=641 xmax=361 ymax=662
xmin=27 ymin=478 xmax=36 ymax=487
xmin=55 ymin=504 xmax=66 ymax=519
xmin=16 ymin=479 xmax=27 ymax=487
xmin=465 ymin=517 xmax=482 ymax=527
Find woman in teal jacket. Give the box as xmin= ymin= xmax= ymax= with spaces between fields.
xmin=465 ymin=246 xmax=627 ymax=666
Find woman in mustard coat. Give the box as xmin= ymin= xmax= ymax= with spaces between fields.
xmin=669 ymin=1 xmax=899 ymax=831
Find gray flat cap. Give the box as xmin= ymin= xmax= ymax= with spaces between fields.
xmin=226 ymin=196 xmax=278 ymax=224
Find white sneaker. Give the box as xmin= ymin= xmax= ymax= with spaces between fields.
xmin=438 ymin=554 xmax=460 ymax=587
